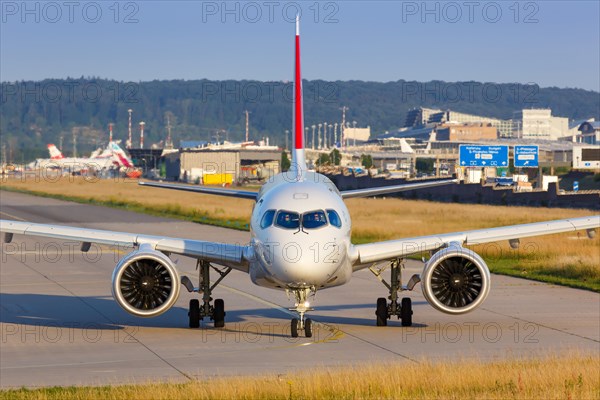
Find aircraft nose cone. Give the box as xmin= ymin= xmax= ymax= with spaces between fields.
xmin=269 ymin=241 xmax=345 ymax=286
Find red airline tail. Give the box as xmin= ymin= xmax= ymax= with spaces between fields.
xmin=47 ymin=144 xmax=64 ymax=160
xmin=290 ymin=15 xmax=307 ymax=179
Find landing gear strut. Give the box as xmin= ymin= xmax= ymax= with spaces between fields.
xmin=184 ymin=260 xmax=231 ymax=328
xmin=370 ymin=258 xmax=420 ymax=327
xmin=289 ymin=288 xmax=314 ymax=338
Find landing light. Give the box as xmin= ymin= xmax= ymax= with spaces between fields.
xmin=304 ymin=301 xmax=310 ymax=308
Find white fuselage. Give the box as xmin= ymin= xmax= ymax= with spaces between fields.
xmin=248 ymin=171 xmax=354 ymax=291
xmin=31 ymin=156 xmax=117 ymax=171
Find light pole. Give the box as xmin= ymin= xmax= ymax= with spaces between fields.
xmin=340 ymin=106 xmax=349 ymax=149
xmin=139 ymin=121 xmax=145 ymax=149
xmin=127 ymin=109 xmax=133 ymax=149
xmin=311 ymin=125 xmax=316 ymax=150
xmin=328 ymin=124 xmax=333 ymax=149
xmin=317 ymin=123 xmax=322 ymax=149
xmin=352 ymin=121 xmax=357 ymax=146
xmin=305 ymin=127 xmax=309 ymax=148
xmin=333 ymin=123 xmax=338 ymax=147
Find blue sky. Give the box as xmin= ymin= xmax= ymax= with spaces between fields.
xmin=1 ymin=1 xmax=599 ymax=90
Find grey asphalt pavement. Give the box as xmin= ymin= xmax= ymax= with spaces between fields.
xmin=1 ymin=191 xmax=598 ymax=388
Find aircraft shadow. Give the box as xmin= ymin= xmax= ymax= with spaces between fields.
xmin=0 ymin=293 xmax=428 ymax=332
xmin=309 ymin=313 xmax=428 ymax=328
xmin=312 ymin=301 xmax=427 ymax=312
xmin=0 ymin=293 xmax=290 ymax=330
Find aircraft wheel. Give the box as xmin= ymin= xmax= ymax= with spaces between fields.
xmin=304 ymin=318 xmax=313 ymax=338
xmin=213 ymin=299 xmax=225 ymax=328
xmin=401 ymin=297 xmax=413 ymax=327
xmin=376 ymin=297 xmax=388 ymax=326
xmin=189 ymin=299 xmax=200 ymax=328
xmin=291 ymin=318 xmax=299 ymax=338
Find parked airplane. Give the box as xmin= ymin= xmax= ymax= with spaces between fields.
xmin=2 ymin=18 xmax=598 ymax=337
xmin=28 ymin=141 xmax=136 ymax=173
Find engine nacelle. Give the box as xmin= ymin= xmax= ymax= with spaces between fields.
xmin=111 ymin=248 xmax=180 ymax=317
xmin=422 ymin=245 xmax=490 ymax=315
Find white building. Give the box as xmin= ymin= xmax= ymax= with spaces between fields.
xmin=512 ymin=109 xmax=569 ymax=140
xmin=573 ymin=145 xmax=600 ymax=170
xmin=343 ymin=127 xmax=371 ymax=145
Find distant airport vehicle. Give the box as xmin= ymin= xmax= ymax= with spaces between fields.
xmin=495 ymin=177 xmax=514 ymax=186
xmin=2 ymin=19 xmax=599 ymax=337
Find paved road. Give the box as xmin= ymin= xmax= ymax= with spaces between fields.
xmin=1 ymin=191 xmax=598 ymax=388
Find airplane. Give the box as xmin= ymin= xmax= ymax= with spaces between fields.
xmin=1 ymin=18 xmax=599 ymax=338
xmin=28 ymin=142 xmax=137 ymax=174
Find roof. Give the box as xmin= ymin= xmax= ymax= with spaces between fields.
xmin=180 ymin=140 xmax=208 ymax=148
xmin=377 ymin=124 xmax=437 ymax=140
xmin=569 ymin=119 xmax=591 ymax=130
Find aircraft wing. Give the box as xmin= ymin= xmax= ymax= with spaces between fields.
xmin=340 ymin=179 xmax=457 ymax=199
xmin=139 ymin=181 xmax=258 ymax=200
xmin=351 ymin=215 xmax=599 ymax=268
xmin=0 ymin=219 xmax=251 ymax=273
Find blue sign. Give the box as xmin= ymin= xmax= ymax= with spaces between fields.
xmin=514 ymin=145 xmax=539 ymax=168
xmin=459 ymin=145 xmax=509 ymax=167
xmin=573 ymin=181 xmax=579 ymax=192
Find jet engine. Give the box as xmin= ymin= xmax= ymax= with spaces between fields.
xmin=111 ymin=248 xmax=180 ymax=317
xmin=421 ymin=244 xmax=490 ymax=314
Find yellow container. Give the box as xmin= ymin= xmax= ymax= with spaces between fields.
xmin=203 ymin=173 xmax=233 ymax=185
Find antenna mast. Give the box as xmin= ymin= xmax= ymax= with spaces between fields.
xmin=244 ymin=110 xmax=251 ymax=142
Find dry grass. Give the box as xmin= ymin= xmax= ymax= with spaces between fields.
xmin=2 ymin=176 xmax=599 ymax=289
xmin=1 ymin=176 xmax=252 ymax=220
xmin=2 ymin=354 xmax=599 ymax=399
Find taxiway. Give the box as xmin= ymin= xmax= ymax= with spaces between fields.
xmin=1 ymin=191 xmax=598 ymax=388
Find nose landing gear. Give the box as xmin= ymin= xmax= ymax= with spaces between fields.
xmin=289 ymin=288 xmax=314 ymax=338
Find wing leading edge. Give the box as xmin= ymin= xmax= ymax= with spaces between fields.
xmin=138 ymin=181 xmax=258 ymax=200
xmin=340 ymin=179 xmax=458 ymax=199
xmin=351 ymin=215 xmax=600 ymax=268
xmin=0 ymin=220 xmax=251 ymax=272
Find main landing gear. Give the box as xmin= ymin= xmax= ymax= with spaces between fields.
xmin=182 ymin=260 xmax=231 ymax=329
xmin=370 ymin=258 xmax=420 ymax=327
xmin=289 ymin=288 xmax=314 ymax=338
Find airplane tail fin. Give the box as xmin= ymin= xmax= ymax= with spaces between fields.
xmin=290 ymin=15 xmax=307 ymax=179
xmin=47 ymin=144 xmax=64 ymax=159
xmin=110 ymin=142 xmax=134 ymax=168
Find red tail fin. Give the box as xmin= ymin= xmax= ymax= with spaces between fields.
xmin=291 ymin=15 xmax=307 ymax=177
xmin=47 ymin=144 xmax=64 ymax=160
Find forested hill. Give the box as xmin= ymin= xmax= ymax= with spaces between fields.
xmin=1 ymin=78 xmax=598 ymax=160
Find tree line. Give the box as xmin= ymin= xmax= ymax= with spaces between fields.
xmin=1 ymin=78 xmax=598 ymax=161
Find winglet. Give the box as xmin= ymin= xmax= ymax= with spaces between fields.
xmin=290 ymin=14 xmax=307 ymax=180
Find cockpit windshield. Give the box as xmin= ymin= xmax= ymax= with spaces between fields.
xmin=326 ymin=209 xmax=342 ymax=228
xmin=302 ymin=210 xmax=328 ymax=229
xmin=264 ymin=209 xmax=342 ymax=231
xmin=260 ymin=210 xmax=276 ymax=229
xmin=275 ymin=211 xmax=300 ymax=229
